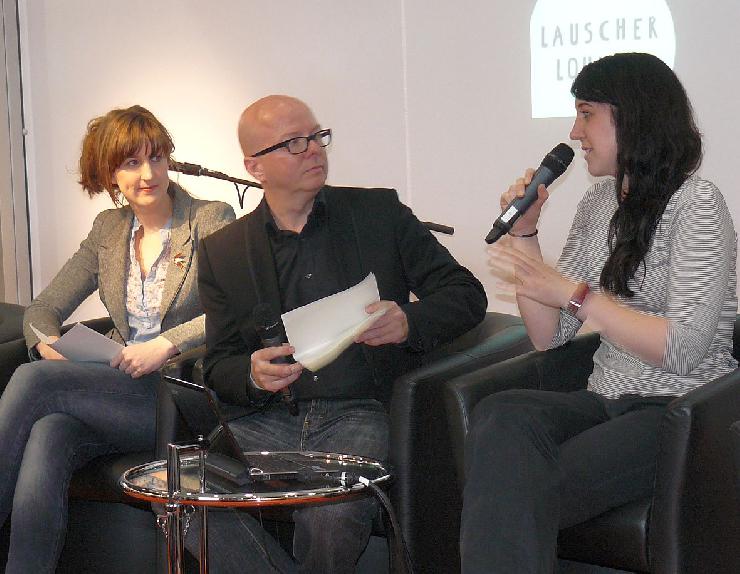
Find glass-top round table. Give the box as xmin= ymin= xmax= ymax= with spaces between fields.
xmin=121 ymin=447 xmax=390 ymax=574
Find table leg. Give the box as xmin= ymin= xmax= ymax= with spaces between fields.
xmin=199 ymin=446 xmax=209 ymax=574
xmin=167 ymin=442 xmax=202 ymax=574
xmin=199 ymin=506 xmax=208 ymax=574
xmin=165 ymin=501 xmax=185 ymax=574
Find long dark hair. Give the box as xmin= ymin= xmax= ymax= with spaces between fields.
xmin=571 ymin=53 xmax=702 ymax=297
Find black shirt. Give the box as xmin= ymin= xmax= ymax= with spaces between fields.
xmin=264 ymin=192 xmax=375 ymax=400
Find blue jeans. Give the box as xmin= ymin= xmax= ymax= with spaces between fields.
xmin=0 ymin=360 xmax=158 ymax=574
xmin=186 ymin=398 xmax=389 ymax=574
xmin=460 ymin=389 xmax=673 ymax=574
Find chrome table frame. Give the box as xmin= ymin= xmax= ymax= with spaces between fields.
xmin=121 ymin=445 xmax=390 ymax=574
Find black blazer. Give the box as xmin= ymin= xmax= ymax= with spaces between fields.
xmin=197 ymin=186 xmax=487 ymax=407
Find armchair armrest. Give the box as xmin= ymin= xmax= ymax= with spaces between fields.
xmin=0 ymin=339 xmax=31 ymax=394
xmin=160 ymin=344 xmax=206 ymax=383
xmin=388 ymin=312 xmax=533 ymax=573
xmin=733 ymin=420 xmax=740 ymax=500
xmin=443 ymin=332 xmax=600 ymax=490
xmin=650 ymin=368 xmax=740 ymax=573
xmin=0 ymin=302 xmax=24 ymax=344
xmin=156 ymin=346 xmax=215 ymax=459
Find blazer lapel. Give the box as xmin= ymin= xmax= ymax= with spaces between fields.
xmin=325 ymin=187 xmax=365 ymax=290
xmin=160 ymin=187 xmax=193 ymax=320
xmin=244 ymin=198 xmax=281 ymax=311
xmin=98 ymin=209 xmax=133 ymax=341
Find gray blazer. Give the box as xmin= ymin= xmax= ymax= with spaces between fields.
xmin=24 ymin=183 xmax=235 ymax=353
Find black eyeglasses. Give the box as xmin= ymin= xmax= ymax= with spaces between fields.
xmin=251 ymin=129 xmax=332 ymax=157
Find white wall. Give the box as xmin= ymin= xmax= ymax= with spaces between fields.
xmin=18 ymin=0 xmax=740 ymax=321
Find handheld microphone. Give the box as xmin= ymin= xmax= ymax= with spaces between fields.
xmin=253 ymin=303 xmax=299 ymax=416
xmin=485 ymin=143 xmax=574 ymax=244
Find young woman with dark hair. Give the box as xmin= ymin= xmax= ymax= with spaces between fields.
xmin=461 ymin=53 xmax=737 ymax=573
xmin=571 ymin=52 xmax=703 ymax=298
xmin=0 ymin=105 xmax=234 ymax=573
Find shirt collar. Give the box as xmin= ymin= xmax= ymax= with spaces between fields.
xmin=130 ymin=215 xmax=173 ymax=241
xmin=263 ymin=188 xmax=327 ymax=236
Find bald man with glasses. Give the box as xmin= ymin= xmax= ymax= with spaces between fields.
xmin=192 ymin=95 xmax=487 ymax=573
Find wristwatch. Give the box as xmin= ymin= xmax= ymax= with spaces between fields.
xmin=566 ymin=282 xmax=590 ymax=316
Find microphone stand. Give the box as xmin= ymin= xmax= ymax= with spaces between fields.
xmin=169 ymin=160 xmax=454 ymax=234
xmin=169 ymin=160 xmax=262 ymax=210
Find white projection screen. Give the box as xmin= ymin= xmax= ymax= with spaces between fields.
xmin=531 ymin=0 xmax=676 ymax=118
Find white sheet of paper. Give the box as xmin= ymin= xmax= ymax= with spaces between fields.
xmin=282 ymin=273 xmax=386 ymax=372
xmin=30 ymin=322 xmax=123 ymax=363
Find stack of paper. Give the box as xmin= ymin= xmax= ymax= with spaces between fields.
xmin=282 ymin=273 xmax=386 ymax=372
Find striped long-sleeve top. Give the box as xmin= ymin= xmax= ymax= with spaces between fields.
xmin=552 ymin=176 xmax=738 ymax=398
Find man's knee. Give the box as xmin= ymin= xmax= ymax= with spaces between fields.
xmin=295 ymin=498 xmax=376 ymax=532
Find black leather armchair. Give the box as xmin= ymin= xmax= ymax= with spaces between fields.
xmin=443 ymin=318 xmax=740 ymax=574
xmin=732 ymin=419 xmax=740 ymax=502
xmin=388 ymin=311 xmax=532 ymax=573
xmin=0 ymin=303 xmax=28 ymax=388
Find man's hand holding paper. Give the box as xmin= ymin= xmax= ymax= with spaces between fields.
xmin=355 ymin=300 xmax=409 ymax=346
xmin=281 ymin=273 xmax=405 ymax=373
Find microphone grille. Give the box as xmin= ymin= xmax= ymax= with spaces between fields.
xmin=542 ymin=143 xmax=575 ymax=177
xmin=253 ymin=303 xmax=278 ymax=331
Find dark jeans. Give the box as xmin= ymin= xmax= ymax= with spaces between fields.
xmin=460 ymin=389 xmax=674 ymax=574
xmin=0 ymin=360 xmax=158 ymax=574
xmin=186 ymin=398 xmax=389 ymax=574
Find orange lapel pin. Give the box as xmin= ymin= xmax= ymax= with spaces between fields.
xmin=173 ymin=253 xmax=188 ymax=269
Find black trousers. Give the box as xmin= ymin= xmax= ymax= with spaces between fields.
xmin=460 ymin=389 xmax=673 ymax=574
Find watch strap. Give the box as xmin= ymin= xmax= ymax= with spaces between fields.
xmin=566 ymin=282 xmax=590 ymax=316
